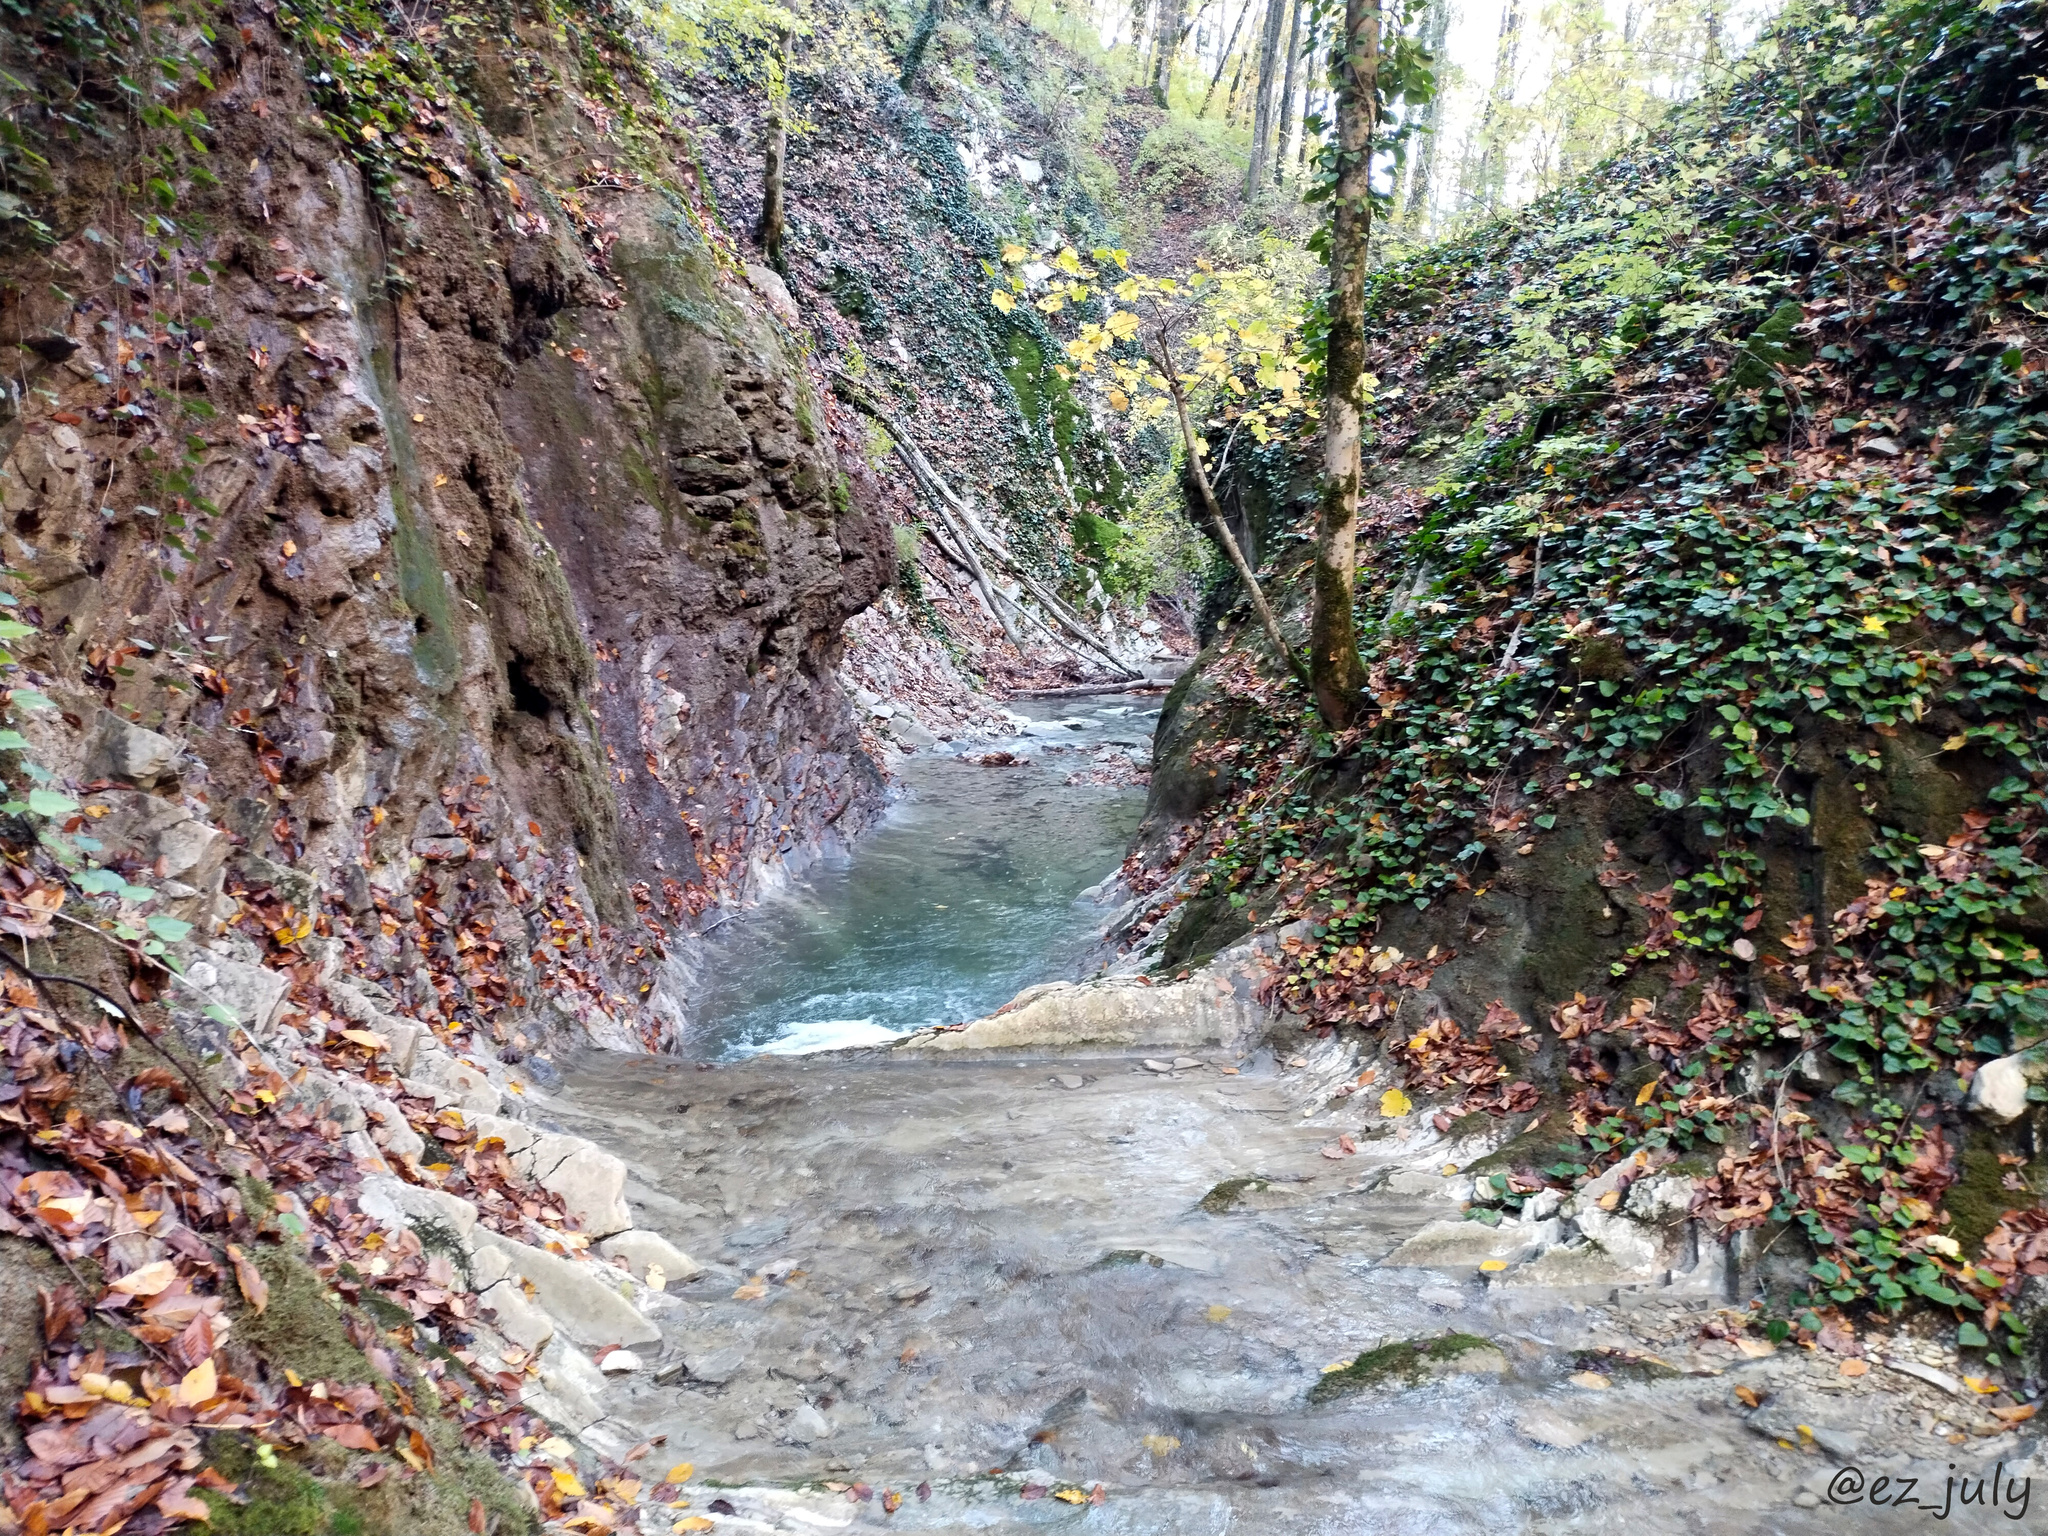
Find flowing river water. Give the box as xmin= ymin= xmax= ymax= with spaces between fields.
xmin=684 ymin=700 xmax=1157 ymax=1059
xmin=536 ymin=707 xmax=2005 ymax=1534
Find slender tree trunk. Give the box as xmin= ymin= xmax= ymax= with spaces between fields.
xmin=1226 ymin=25 xmax=1256 ymax=122
xmin=1273 ymin=0 xmax=1303 ymax=184
xmin=1156 ymin=337 xmax=1304 ymax=686
xmin=1312 ymin=0 xmax=1378 ymax=728
xmin=899 ymin=0 xmax=946 ymax=89
xmin=1243 ymin=0 xmax=1287 ymax=195
xmin=1200 ymin=0 xmax=1252 ymax=114
xmin=756 ymin=35 xmax=791 ymax=268
xmin=1152 ymin=0 xmax=1185 ymax=103
xmin=1296 ymin=16 xmax=1323 ymax=167
xmin=1399 ymin=0 xmax=1450 ymax=224
xmin=1466 ymin=0 xmax=1521 ymax=214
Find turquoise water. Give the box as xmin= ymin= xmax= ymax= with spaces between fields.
xmin=687 ymin=701 xmax=1156 ymax=1057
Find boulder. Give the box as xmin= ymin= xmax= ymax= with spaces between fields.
xmin=598 ymin=1229 xmax=702 ymax=1287
xmin=284 ymin=1071 xmax=367 ymax=1134
xmin=1516 ymin=1408 xmax=1591 ymax=1450
xmin=532 ymin=1340 xmax=608 ymax=1434
xmin=1967 ymin=1050 xmax=2045 ymax=1124
xmin=468 ymin=1119 xmax=631 ymax=1235
xmin=367 ymin=1108 xmax=427 ymax=1164
xmin=469 ymin=1112 xmax=542 ymax=1164
xmin=530 ymin=1135 xmax=633 ymax=1237
xmin=414 ymin=1053 xmax=501 ymax=1117
xmin=85 ymin=710 xmax=182 ymax=787
xmin=86 ymin=790 xmax=226 ymax=888
xmin=477 ymin=1275 xmax=555 ymax=1354
xmin=327 ymin=981 xmax=428 ymax=1072
xmin=685 ymin=1346 xmax=747 ymax=1385
xmin=191 ymin=953 xmax=290 ymax=1038
xmin=468 ymin=1228 xmax=658 ymax=1350
xmin=888 ymin=715 xmax=939 ymax=751
xmin=903 ymin=971 xmax=1266 ymax=1054
xmin=355 ymin=1173 xmax=479 ymax=1240
xmin=1382 ymin=1217 xmax=1562 ymax=1270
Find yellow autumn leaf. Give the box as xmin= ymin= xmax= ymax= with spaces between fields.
xmin=665 ymin=1462 xmax=694 ymax=1485
xmin=176 ymin=1357 xmax=217 ymax=1407
xmin=1206 ymin=1304 xmax=1232 ymax=1322
xmin=1942 ymin=733 xmax=1968 ymax=751
xmin=551 ymin=1466 xmax=588 ymax=1498
xmin=1035 ymin=293 xmax=1064 ymax=313
xmin=1635 ymin=1078 xmax=1659 ymax=1106
xmin=1000 ymin=242 xmax=1027 ymax=263
xmin=1141 ymin=1435 xmax=1180 ymax=1455
xmin=677 ymin=1520 xmax=715 ymax=1532
xmin=339 ymin=1028 xmax=389 ymax=1051
xmin=1107 ymin=388 xmax=1130 ymax=412
xmin=1479 ymin=1259 xmax=1508 ymax=1272
xmin=1380 ymin=1088 xmax=1413 ymax=1118
xmin=990 ymin=289 xmax=1015 ymax=313
xmin=1054 ymin=1489 xmax=1088 ymax=1504
xmin=1106 ymin=310 xmax=1140 ymax=339
xmin=1861 ymin=615 xmax=1887 ymax=633
xmin=1964 ymin=1375 xmax=2002 ymax=1395
xmin=108 ymin=1259 xmax=178 ymax=1296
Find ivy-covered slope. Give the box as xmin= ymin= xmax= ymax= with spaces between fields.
xmin=1135 ymin=0 xmax=2048 ymax=1355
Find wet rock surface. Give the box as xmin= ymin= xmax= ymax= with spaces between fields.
xmin=523 ymin=1043 xmax=2046 ymax=1533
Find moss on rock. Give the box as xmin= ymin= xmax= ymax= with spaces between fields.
xmin=1308 ymin=1332 xmax=1506 ymax=1403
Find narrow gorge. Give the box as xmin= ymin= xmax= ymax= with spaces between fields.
xmin=0 ymin=0 xmax=2044 ymax=1530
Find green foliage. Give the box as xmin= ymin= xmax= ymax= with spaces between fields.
xmin=1131 ymin=118 xmax=1243 ymax=211
xmin=0 ymin=0 xmax=221 ymax=239
xmin=1184 ymin=0 xmax=2048 ymax=1341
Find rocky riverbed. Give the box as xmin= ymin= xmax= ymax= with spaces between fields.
xmin=383 ymin=985 xmax=2041 ymax=1536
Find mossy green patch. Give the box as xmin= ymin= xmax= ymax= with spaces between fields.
xmin=1308 ymin=1333 xmax=1502 ymax=1403
xmin=1944 ymin=1130 xmax=2028 ymax=1257
xmin=1198 ymin=1176 xmax=1271 ymax=1213
xmin=198 ymin=1428 xmax=538 ymax=1536
xmin=235 ymin=1240 xmax=378 ymax=1388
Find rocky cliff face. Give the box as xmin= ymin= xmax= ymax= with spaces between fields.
xmin=1 ymin=0 xmax=894 ymax=1051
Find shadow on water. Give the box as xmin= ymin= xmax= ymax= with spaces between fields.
xmin=687 ymin=700 xmax=1158 ymax=1057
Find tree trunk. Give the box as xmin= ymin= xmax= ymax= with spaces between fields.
xmin=1296 ymin=14 xmax=1322 ymax=167
xmin=1312 ymin=0 xmax=1378 ymax=729
xmin=1157 ymin=337 xmax=1304 ymax=687
xmin=1225 ymin=15 xmax=1258 ymax=123
xmin=1152 ymin=0 xmax=1184 ymax=103
xmin=1465 ymin=0 xmax=1521 ymax=215
xmin=756 ymin=50 xmax=789 ymax=268
xmin=899 ymin=0 xmax=946 ymax=90
xmin=1200 ymin=0 xmax=1252 ymax=114
xmin=1243 ymin=0 xmax=1287 ymax=196
xmin=1273 ymin=0 xmax=1303 ymax=184
xmin=1398 ymin=0 xmax=1449 ymax=224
